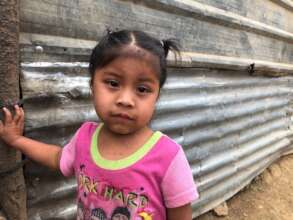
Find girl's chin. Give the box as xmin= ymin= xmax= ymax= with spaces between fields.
xmin=105 ymin=124 xmax=136 ymax=135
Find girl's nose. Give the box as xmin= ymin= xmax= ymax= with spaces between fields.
xmin=116 ymin=89 xmax=135 ymax=107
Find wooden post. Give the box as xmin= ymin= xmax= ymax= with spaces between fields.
xmin=0 ymin=0 xmax=27 ymax=219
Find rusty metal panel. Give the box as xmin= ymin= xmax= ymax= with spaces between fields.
xmin=17 ymin=0 xmax=293 ymax=219
xmin=20 ymin=0 xmax=293 ymax=62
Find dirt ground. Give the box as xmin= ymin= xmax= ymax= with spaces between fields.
xmin=197 ymin=154 xmax=293 ymax=220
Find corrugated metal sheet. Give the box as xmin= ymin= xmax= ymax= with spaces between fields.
xmin=17 ymin=0 xmax=293 ymax=219
xmin=20 ymin=62 xmax=293 ymax=219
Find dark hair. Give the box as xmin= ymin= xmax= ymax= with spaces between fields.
xmin=110 ymin=206 xmax=130 ymax=219
xmin=89 ymin=29 xmax=180 ymax=88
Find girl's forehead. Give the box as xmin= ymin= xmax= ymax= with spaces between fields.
xmin=106 ymin=57 xmax=160 ymax=80
xmin=121 ymin=45 xmax=157 ymax=60
xmin=118 ymin=46 xmax=160 ymax=70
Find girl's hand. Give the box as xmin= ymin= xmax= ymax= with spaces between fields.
xmin=0 ymin=105 xmax=61 ymax=170
xmin=0 ymin=105 xmax=24 ymax=147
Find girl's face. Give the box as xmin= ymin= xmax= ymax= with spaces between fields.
xmin=91 ymin=56 xmax=160 ymax=135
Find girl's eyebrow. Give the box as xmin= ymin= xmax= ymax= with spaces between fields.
xmin=137 ymin=76 xmax=158 ymax=84
xmin=103 ymin=71 xmax=122 ymax=78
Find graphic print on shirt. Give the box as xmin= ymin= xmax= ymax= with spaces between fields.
xmin=77 ymin=198 xmax=91 ymax=220
xmin=90 ymin=207 xmax=107 ymax=220
xmin=77 ymin=164 xmax=154 ymax=220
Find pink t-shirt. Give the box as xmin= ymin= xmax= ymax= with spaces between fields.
xmin=60 ymin=122 xmax=198 ymax=220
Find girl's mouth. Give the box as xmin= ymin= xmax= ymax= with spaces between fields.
xmin=112 ymin=113 xmax=133 ymax=121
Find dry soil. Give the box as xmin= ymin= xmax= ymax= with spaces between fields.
xmin=197 ymin=154 xmax=293 ymax=220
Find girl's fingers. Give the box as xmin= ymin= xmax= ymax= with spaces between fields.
xmin=14 ymin=105 xmax=21 ymax=123
xmin=19 ymin=106 xmax=25 ymax=123
xmin=2 ymin=107 xmax=12 ymax=124
xmin=0 ymin=120 xmax=3 ymax=135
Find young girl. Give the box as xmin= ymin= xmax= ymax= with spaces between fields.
xmin=0 ymin=30 xmax=198 ymax=220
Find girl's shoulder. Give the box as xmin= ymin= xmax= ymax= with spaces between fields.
xmin=157 ymin=131 xmax=181 ymax=147
xmin=74 ymin=121 xmax=99 ymax=139
xmin=154 ymin=131 xmax=183 ymax=159
xmin=78 ymin=121 xmax=99 ymax=131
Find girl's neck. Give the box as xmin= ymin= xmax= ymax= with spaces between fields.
xmin=98 ymin=124 xmax=154 ymax=160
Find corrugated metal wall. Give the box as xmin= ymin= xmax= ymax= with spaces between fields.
xmin=18 ymin=0 xmax=293 ymax=219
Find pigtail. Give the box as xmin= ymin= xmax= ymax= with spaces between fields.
xmin=106 ymin=27 xmax=113 ymax=35
xmin=105 ymin=27 xmax=125 ymax=45
xmin=161 ymin=39 xmax=180 ymax=58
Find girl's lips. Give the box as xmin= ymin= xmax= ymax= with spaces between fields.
xmin=112 ymin=113 xmax=133 ymax=120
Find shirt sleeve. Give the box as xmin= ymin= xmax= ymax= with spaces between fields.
xmin=59 ymin=129 xmax=80 ymax=177
xmin=161 ymin=147 xmax=199 ymax=208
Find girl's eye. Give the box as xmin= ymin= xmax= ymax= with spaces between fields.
xmin=137 ymin=85 xmax=151 ymax=94
xmin=106 ymin=79 xmax=119 ymax=88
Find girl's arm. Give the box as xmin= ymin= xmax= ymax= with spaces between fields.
xmin=0 ymin=105 xmax=62 ymax=170
xmin=167 ymin=203 xmax=193 ymax=220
